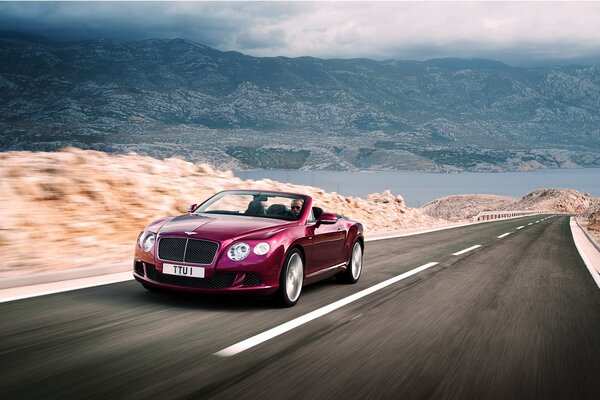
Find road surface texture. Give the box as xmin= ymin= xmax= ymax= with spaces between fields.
xmin=1 ymin=215 xmax=599 ymax=399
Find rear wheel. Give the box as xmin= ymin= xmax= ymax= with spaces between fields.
xmin=275 ymin=249 xmax=304 ymax=307
xmin=338 ymin=241 xmax=362 ymax=284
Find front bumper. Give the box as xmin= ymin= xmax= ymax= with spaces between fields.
xmin=133 ymin=260 xmax=277 ymax=295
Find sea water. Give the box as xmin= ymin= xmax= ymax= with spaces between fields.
xmin=234 ymin=168 xmax=600 ymax=207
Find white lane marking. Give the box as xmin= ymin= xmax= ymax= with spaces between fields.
xmin=451 ymin=245 xmax=482 ymax=256
xmin=497 ymin=232 xmax=512 ymax=239
xmin=528 ymin=223 xmax=533 ymax=226
xmin=214 ymin=261 xmax=440 ymax=357
xmin=364 ymin=213 xmax=538 ymax=242
xmin=0 ymin=272 xmax=132 ymax=303
xmin=516 ymin=226 xmax=525 ymax=230
xmin=536 ymin=221 xmax=540 ymax=223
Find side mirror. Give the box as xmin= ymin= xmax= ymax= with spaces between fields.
xmin=316 ymin=213 xmax=338 ymax=226
xmin=188 ymin=204 xmax=198 ymax=213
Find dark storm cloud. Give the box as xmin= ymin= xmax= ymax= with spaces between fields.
xmin=2 ymin=2 xmax=600 ymax=67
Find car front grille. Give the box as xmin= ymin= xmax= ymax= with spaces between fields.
xmin=145 ymin=264 xmax=235 ymax=289
xmin=158 ymin=238 xmax=218 ymax=265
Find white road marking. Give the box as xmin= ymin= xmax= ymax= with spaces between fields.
xmin=497 ymin=232 xmax=512 ymax=239
xmin=451 ymin=245 xmax=482 ymax=256
xmin=214 ymin=261 xmax=440 ymax=357
xmin=0 ymin=272 xmax=132 ymax=303
xmin=528 ymin=223 xmax=533 ymax=226
xmin=516 ymin=226 xmax=525 ymax=230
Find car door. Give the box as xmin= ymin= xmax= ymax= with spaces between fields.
xmin=306 ymin=218 xmax=346 ymax=276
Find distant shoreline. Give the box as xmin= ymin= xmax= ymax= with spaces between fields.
xmin=234 ymin=168 xmax=600 ymax=207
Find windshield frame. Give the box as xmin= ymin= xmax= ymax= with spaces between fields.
xmin=194 ymin=190 xmax=309 ymax=221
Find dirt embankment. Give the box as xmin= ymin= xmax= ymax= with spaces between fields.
xmin=0 ymin=148 xmax=441 ymax=278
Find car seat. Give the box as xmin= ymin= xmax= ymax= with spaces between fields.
xmin=266 ymin=204 xmax=288 ymax=216
xmin=245 ymin=200 xmax=266 ymax=215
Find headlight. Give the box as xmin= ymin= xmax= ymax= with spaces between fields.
xmin=137 ymin=231 xmax=145 ymax=247
xmin=228 ymin=242 xmax=250 ymax=261
xmin=142 ymin=234 xmax=156 ymax=253
xmin=253 ymin=242 xmax=270 ymax=256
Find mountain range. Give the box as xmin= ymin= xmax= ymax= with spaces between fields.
xmin=1 ymin=32 xmax=599 ymax=172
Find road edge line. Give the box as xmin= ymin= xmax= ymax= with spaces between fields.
xmin=569 ymin=217 xmax=600 ymax=290
xmin=0 ymin=273 xmax=133 ymax=303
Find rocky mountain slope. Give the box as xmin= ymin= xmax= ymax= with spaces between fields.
xmin=1 ymin=33 xmax=600 ymax=172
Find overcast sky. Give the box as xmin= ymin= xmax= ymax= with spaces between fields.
xmin=2 ymin=1 xmax=600 ymax=66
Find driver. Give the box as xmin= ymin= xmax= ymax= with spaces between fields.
xmin=290 ymin=198 xmax=304 ymax=217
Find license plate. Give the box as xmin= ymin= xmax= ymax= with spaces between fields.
xmin=162 ymin=263 xmax=205 ymax=278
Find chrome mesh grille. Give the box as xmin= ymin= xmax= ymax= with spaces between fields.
xmin=158 ymin=238 xmax=218 ymax=265
xmin=184 ymin=239 xmax=219 ymax=264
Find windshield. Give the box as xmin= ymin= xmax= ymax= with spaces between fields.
xmin=195 ymin=191 xmax=307 ymax=221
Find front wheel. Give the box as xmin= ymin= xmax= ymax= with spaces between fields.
xmin=338 ymin=241 xmax=362 ymax=284
xmin=275 ymin=248 xmax=304 ymax=307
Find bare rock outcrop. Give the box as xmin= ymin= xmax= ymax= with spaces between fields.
xmin=581 ymin=202 xmax=600 ymax=244
xmin=582 ymin=202 xmax=600 ymax=225
xmin=422 ymin=188 xmax=598 ymax=222
xmin=422 ymin=194 xmax=518 ymax=222
xmin=512 ymin=188 xmax=596 ymax=214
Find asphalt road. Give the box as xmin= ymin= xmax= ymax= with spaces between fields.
xmin=1 ymin=215 xmax=599 ymax=399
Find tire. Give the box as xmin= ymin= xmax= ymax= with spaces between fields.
xmin=275 ymin=248 xmax=304 ymax=307
xmin=338 ymin=241 xmax=363 ymax=284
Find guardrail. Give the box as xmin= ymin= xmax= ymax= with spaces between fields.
xmin=474 ymin=210 xmax=547 ymax=222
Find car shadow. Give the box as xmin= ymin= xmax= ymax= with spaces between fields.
xmin=107 ymin=276 xmax=340 ymax=312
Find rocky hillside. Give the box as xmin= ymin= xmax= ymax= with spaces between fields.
xmin=581 ymin=202 xmax=600 ymax=244
xmin=422 ymin=195 xmax=518 ymax=222
xmin=423 ymin=188 xmax=598 ymax=222
xmin=512 ymin=189 xmax=597 ymax=214
xmin=583 ymin=202 xmax=600 ymax=228
xmin=0 ymin=148 xmax=441 ymax=278
xmin=1 ymin=34 xmax=600 ymax=172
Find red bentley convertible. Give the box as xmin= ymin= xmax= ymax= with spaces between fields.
xmin=133 ymin=190 xmax=364 ymax=306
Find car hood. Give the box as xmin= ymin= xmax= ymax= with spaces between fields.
xmin=156 ymin=214 xmax=294 ymax=241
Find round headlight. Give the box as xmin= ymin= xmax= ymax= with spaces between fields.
xmin=137 ymin=231 xmax=145 ymax=247
xmin=228 ymin=242 xmax=250 ymax=261
xmin=142 ymin=234 xmax=155 ymax=253
xmin=253 ymin=242 xmax=270 ymax=256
